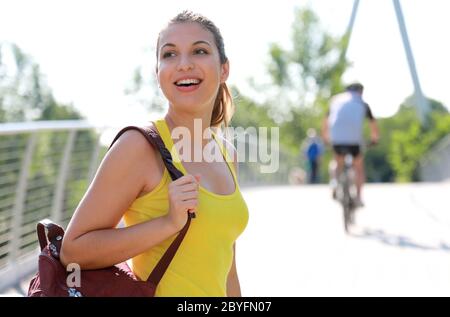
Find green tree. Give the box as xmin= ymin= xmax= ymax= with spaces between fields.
xmin=0 ymin=42 xmax=84 ymax=122
xmin=378 ymin=96 xmax=450 ymax=182
xmin=39 ymin=95 xmax=83 ymax=120
xmin=253 ymin=7 xmax=350 ymax=182
xmin=267 ymin=8 xmax=348 ymax=105
xmin=230 ymin=87 xmax=276 ymax=129
xmin=124 ymin=47 xmax=166 ymax=116
xmin=261 ymin=7 xmax=349 ymax=156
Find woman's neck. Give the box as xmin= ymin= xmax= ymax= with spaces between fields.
xmin=164 ymin=111 xmax=215 ymax=150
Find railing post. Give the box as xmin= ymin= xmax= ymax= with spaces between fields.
xmin=341 ymin=0 xmax=360 ymax=59
xmin=393 ymin=0 xmax=430 ymax=124
xmin=0 ymin=121 xmax=108 ymax=293
xmin=8 ymin=133 xmax=38 ymax=263
xmin=51 ymin=130 xmax=77 ymax=223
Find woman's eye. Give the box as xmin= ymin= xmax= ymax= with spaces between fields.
xmin=162 ymin=52 xmax=176 ymax=58
xmin=194 ymin=48 xmax=208 ymax=55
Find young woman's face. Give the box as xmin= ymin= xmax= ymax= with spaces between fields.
xmin=157 ymin=22 xmax=229 ymax=115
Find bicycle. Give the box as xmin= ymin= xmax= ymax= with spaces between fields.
xmin=335 ymin=153 xmax=358 ymax=233
xmin=332 ymin=141 xmax=377 ymax=233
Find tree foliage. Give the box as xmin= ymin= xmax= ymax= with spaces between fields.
xmin=233 ymin=6 xmax=450 ymax=183
xmin=385 ymin=98 xmax=450 ymax=182
xmin=0 ymin=42 xmax=83 ymax=122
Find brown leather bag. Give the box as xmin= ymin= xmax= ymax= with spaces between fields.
xmin=27 ymin=125 xmax=193 ymax=297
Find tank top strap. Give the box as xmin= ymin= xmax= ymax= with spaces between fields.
xmin=153 ymin=118 xmax=238 ymax=187
xmin=210 ymin=130 xmax=239 ymax=186
xmin=153 ymin=119 xmax=188 ymax=176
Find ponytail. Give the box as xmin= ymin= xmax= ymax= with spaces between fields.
xmin=211 ymin=83 xmax=234 ymax=129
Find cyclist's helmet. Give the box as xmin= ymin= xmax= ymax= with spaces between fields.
xmin=346 ymin=83 xmax=364 ymax=93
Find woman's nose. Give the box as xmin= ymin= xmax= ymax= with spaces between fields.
xmin=176 ymin=54 xmax=194 ymax=72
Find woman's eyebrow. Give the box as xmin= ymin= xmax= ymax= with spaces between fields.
xmin=193 ymin=40 xmax=211 ymax=47
xmin=160 ymin=43 xmax=176 ymax=50
xmin=160 ymin=40 xmax=211 ymax=51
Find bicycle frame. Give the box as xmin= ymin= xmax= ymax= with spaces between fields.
xmin=336 ymin=154 xmax=357 ymax=233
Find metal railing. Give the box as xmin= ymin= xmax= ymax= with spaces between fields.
xmin=230 ymin=129 xmax=298 ymax=187
xmin=0 ymin=120 xmax=297 ymax=294
xmin=419 ymin=134 xmax=450 ymax=182
xmin=0 ymin=120 xmax=106 ymax=293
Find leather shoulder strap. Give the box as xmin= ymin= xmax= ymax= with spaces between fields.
xmin=109 ymin=124 xmax=194 ymax=287
xmin=109 ymin=125 xmax=184 ymax=181
xmin=37 ymin=219 xmax=64 ymax=257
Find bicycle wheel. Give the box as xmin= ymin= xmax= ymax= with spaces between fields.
xmin=342 ymin=177 xmax=351 ymax=233
xmin=343 ymin=204 xmax=351 ymax=233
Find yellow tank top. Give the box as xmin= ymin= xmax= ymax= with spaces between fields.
xmin=123 ymin=118 xmax=249 ymax=296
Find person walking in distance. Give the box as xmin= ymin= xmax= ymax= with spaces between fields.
xmin=301 ymin=128 xmax=324 ymax=184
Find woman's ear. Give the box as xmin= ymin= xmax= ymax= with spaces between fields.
xmin=220 ymin=60 xmax=230 ymax=83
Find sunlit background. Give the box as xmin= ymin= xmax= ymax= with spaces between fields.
xmin=1 ymin=0 xmax=449 ymax=297
xmin=1 ymin=0 xmax=449 ymax=125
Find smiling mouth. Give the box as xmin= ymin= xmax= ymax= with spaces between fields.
xmin=174 ymin=78 xmax=202 ymax=87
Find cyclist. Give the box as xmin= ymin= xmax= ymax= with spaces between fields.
xmin=321 ymin=83 xmax=379 ymax=207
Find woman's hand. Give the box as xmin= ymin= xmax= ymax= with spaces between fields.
xmin=164 ymin=174 xmax=201 ymax=232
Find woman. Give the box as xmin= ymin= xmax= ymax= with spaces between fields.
xmin=60 ymin=11 xmax=249 ymax=297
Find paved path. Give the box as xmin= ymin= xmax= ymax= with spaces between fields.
xmin=238 ymin=182 xmax=450 ymax=296
xmin=3 ymin=182 xmax=449 ymax=296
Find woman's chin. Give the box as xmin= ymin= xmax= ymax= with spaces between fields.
xmin=171 ymin=100 xmax=211 ymax=113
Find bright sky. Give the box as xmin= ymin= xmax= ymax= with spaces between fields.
xmin=1 ymin=0 xmax=449 ymax=127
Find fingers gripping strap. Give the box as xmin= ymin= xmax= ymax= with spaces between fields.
xmin=109 ymin=125 xmax=193 ymax=287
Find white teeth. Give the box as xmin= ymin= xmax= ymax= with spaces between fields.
xmin=176 ymin=78 xmax=200 ymax=85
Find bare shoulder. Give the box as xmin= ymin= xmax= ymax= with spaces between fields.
xmin=107 ymin=127 xmax=164 ymax=193
xmin=109 ymin=128 xmax=157 ymax=157
xmin=64 ymin=126 xmax=164 ymax=238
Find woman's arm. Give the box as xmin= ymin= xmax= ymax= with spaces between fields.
xmin=60 ymin=130 xmax=178 ymax=269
